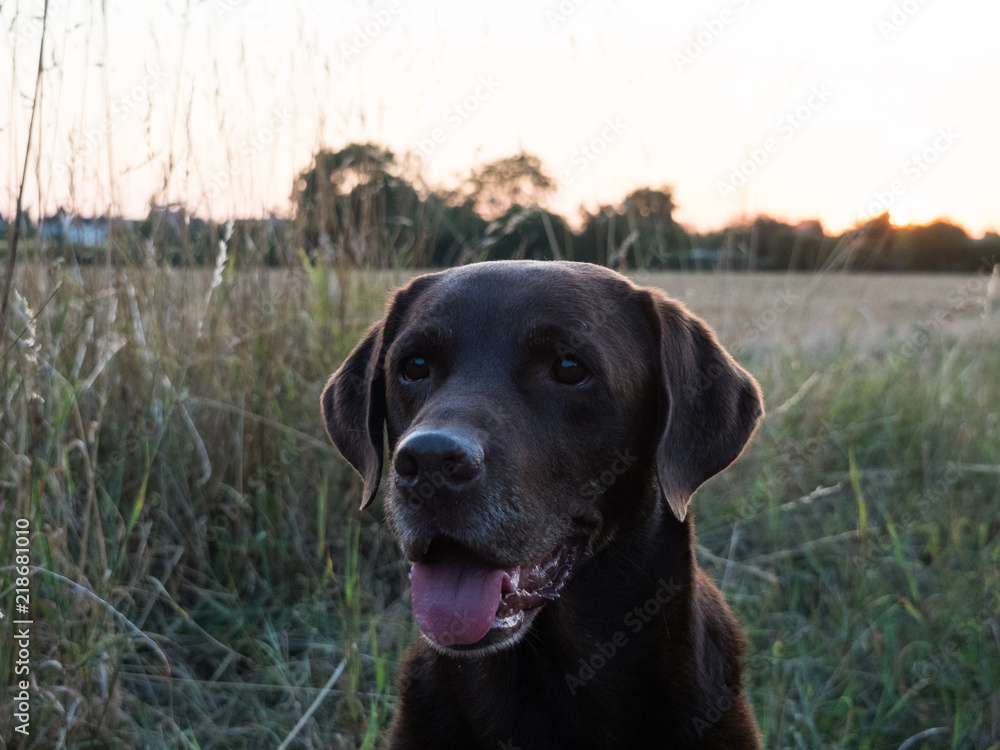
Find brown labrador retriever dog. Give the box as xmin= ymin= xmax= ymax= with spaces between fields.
xmin=322 ymin=260 xmax=763 ymax=749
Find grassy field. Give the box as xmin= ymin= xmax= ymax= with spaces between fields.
xmin=1 ymin=261 xmax=998 ymax=749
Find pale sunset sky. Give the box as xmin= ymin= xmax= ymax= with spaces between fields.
xmin=2 ymin=0 xmax=997 ymax=236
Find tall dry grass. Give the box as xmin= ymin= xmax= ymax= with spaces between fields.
xmin=0 ymin=258 xmax=405 ymax=748
xmin=1 ymin=259 xmax=999 ymax=748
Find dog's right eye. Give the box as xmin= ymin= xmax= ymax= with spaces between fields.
xmin=553 ymin=357 xmax=589 ymax=385
xmin=402 ymin=356 xmax=430 ymax=382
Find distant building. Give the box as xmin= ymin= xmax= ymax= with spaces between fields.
xmin=691 ymin=247 xmax=722 ymax=263
xmin=40 ymin=209 xmax=109 ymax=247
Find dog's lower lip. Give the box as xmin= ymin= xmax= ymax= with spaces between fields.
xmin=492 ymin=542 xmax=580 ymax=624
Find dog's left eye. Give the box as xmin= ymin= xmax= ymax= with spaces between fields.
xmin=402 ymin=356 xmax=430 ymax=381
xmin=553 ymin=358 xmax=589 ymax=385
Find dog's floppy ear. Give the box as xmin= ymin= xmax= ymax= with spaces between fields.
xmin=321 ymin=275 xmax=437 ymax=509
xmin=640 ymin=289 xmax=764 ymax=522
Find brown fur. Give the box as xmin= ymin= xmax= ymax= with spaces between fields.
xmin=322 ymin=261 xmax=764 ymax=749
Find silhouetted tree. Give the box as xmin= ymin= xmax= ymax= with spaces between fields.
xmin=577 ymin=187 xmax=688 ymax=269
xmin=450 ymin=152 xmax=557 ymax=221
xmin=292 ymin=143 xmax=436 ymax=268
xmin=430 ymin=153 xmax=569 ymax=262
xmin=892 ymin=221 xmax=977 ymax=271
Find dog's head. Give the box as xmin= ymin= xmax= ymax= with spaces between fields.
xmin=322 ymin=261 xmax=762 ymax=657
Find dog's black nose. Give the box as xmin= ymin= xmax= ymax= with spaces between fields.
xmin=394 ymin=429 xmax=484 ymax=488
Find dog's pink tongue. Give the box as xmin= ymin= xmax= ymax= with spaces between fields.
xmin=410 ymin=547 xmax=507 ymax=646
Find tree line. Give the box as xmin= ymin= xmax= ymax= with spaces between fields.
xmin=4 ymin=142 xmax=997 ymax=273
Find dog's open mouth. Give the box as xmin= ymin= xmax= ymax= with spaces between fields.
xmin=409 ymin=539 xmax=582 ymax=651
